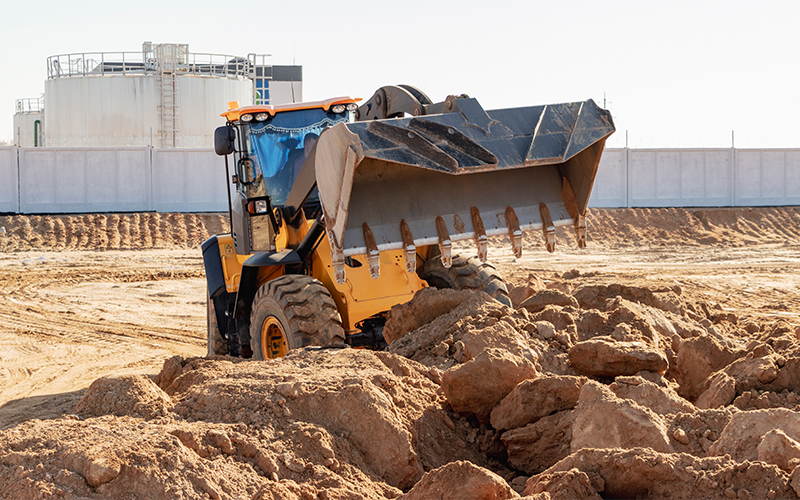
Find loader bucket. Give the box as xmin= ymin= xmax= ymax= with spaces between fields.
xmin=313 ymin=97 xmax=615 ymax=283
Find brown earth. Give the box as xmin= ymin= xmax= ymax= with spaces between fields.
xmin=1 ymin=208 xmax=800 ymax=499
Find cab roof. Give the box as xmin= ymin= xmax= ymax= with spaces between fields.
xmin=221 ymin=96 xmax=361 ymax=122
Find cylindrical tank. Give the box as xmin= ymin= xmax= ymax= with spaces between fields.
xmin=13 ymin=98 xmax=45 ymax=147
xmin=43 ymin=46 xmax=253 ymax=148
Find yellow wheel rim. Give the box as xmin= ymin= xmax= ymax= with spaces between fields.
xmin=261 ymin=317 xmax=288 ymax=359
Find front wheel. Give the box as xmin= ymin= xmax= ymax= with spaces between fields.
xmin=419 ymin=253 xmax=512 ymax=307
xmin=249 ymin=275 xmax=345 ymax=360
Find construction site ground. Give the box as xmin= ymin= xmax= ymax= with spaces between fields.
xmin=2 ymin=208 xmax=800 ymax=499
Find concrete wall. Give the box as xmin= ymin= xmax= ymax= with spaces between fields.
xmin=18 ymin=148 xmax=152 ymax=213
xmin=2 ymin=146 xmax=800 ymax=214
xmin=0 ymin=147 xmax=18 ymax=213
xmin=589 ymin=148 xmax=800 ymax=208
xmin=152 ymin=149 xmax=229 ymax=212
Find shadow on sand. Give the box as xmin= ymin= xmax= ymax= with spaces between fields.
xmin=0 ymin=389 xmax=87 ymax=430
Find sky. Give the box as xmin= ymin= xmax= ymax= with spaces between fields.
xmin=1 ymin=0 xmax=798 ymax=148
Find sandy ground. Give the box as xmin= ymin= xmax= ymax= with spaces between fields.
xmin=3 ymin=209 xmax=800 ymax=499
xmin=0 ymin=250 xmax=207 ymax=428
xmin=1 ymin=215 xmax=799 ymax=430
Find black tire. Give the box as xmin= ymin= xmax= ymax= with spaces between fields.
xmin=207 ymin=294 xmax=227 ymax=357
xmin=249 ymin=275 xmax=345 ymax=360
xmin=419 ymin=253 xmax=512 ymax=307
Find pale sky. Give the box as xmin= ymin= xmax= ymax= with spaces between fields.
xmin=2 ymin=0 xmax=798 ymax=148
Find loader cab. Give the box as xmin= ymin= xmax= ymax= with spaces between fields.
xmin=218 ymin=99 xmax=359 ymax=208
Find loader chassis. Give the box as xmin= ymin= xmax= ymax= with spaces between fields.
xmin=204 ymin=86 xmax=615 ymax=359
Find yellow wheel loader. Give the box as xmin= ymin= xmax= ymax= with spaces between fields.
xmin=202 ymin=85 xmax=614 ymax=359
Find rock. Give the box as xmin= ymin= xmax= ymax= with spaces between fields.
xmin=387 ymin=290 xmax=513 ymax=368
xmin=400 ymin=461 xmax=518 ymax=500
xmin=61 ymin=454 xmax=121 ymax=488
xmin=574 ymin=299 xmax=661 ymax=347
xmin=530 ymin=306 xmax=576 ymax=333
xmin=524 ymin=467 xmax=602 ymax=499
xmin=571 ymin=381 xmax=671 ymax=453
xmin=534 ymin=321 xmax=557 ymax=340
xmin=460 ymin=321 xmax=539 ymax=363
xmin=676 ymin=336 xmax=743 ymax=400
xmin=733 ymin=388 xmax=800 ymax=411
xmin=383 ymin=288 xmax=476 ymax=345
xmin=491 ymin=375 xmax=586 ymax=431
xmin=713 ymin=353 xmax=798 ymax=397
xmin=519 ymin=290 xmax=579 ymax=313
xmin=529 ymin=447 xmax=788 ymax=500
xmin=635 ymin=370 xmax=670 ymax=387
xmin=442 ymin=348 xmax=537 ymax=424
xmin=610 ymin=298 xmax=677 ymax=340
xmin=153 ymin=355 xmax=185 ymax=390
xmin=709 ymin=408 xmax=800 ymax=462
xmin=757 ymin=429 xmax=800 ymax=472
xmin=695 ymin=372 xmax=737 ymax=409
xmin=572 ymin=283 xmax=683 ymax=315
xmin=568 ymin=337 xmax=668 ymax=377
xmin=610 ymin=376 xmax=695 ymax=415
xmin=502 ymin=410 xmax=575 ymax=475
xmin=74 ymin=374 xmax=173 ymax=419
xmin=673 ymin=429 xmax=689 ymax=445
xmin=508 ymin=278 xmax=545 ymax=308
xmin=790 ymin=465 xmax=800 ymax=497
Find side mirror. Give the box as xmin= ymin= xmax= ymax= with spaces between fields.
xmin=214 ymin=125 xmax=236 ymax=156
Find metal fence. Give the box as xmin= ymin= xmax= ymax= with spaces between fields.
xmin=1 ymin=146 xmax=800 ymax=214
xmin=47 ymin=50 xmax=252 ymax=80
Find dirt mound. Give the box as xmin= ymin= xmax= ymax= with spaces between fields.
xmin=3 ymin=207 xmax=800 ymax=253
xmin=0 ymin=349 xmax=511 ymax=499
xmin=4 ymin=224 xmax=800 ymax=498
xmin=0 ymin=213 xmax=229 ymax=251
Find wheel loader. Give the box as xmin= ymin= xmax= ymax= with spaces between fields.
xmin=202 ymin=85 xmax=615 ymax=359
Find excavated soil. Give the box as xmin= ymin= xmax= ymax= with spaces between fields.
xmin=2 ymin=208 xmax=800 ymax=499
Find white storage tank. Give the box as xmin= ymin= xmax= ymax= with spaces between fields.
xmin=43 ymin=43 xmax=254 ymax=148
xmin=13 ymin=98 xmax=45 ymax=147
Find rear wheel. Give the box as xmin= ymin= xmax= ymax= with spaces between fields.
xmin=249 ymin=275 xmax=345 ymax=360
xmin=207 ymin=294 xmax=227 ymax=356
xmin=419 ymin=253 xmax=512 ymax=307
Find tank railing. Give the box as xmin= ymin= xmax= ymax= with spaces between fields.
xmin=15 ymin=97 xmax=44 ymax=114
xmin=47 ymin=52 xmax=257 ymax=79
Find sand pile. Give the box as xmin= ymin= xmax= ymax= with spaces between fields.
xmin=3 ymin=207 xmax=800 ymax=252
xmin=0 ymin=213 xmax=229 ymax=252
xmin=3 ymin=273 xmax=800 ymax=499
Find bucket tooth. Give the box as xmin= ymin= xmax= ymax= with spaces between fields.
xmin=328 ymin=232 xmax=346 ymax=284
xmin=540 ymin=203 xmax=556 ymax=253
xmin=362 ymin=223 xmax=381 ymax=279
xmin=504 ymin=207 xmax=523 ymax=258
xmin=575 ymin=213 xmax=587 ymax=249
xmin=435 ymin=216 xmax=452 ymax=268
xmin=453 ymin=214 xmax=466 ymax=234
xmin=400 ymin=219 xmax=417 ymax=274
xmin=470 ymin=207 xmax=488 ymax=262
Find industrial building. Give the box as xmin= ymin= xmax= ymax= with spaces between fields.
xmin=12 ymin=42 xmax=302 ymax=148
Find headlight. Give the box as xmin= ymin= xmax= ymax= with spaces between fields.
xmin=332 ymin=104 xmax=346 ymax=113
xmin=254 ymin=200 xmax=268 ymax=213
xmin=255 ymin=112 xmax=269 ymax=121
xmin=240 ymin=114 xmax=253 ymax=122
xmin=346 ymin=103 xmax=358 ymax=111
